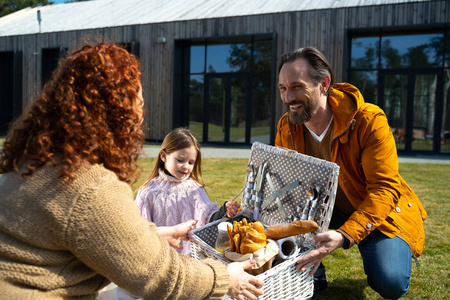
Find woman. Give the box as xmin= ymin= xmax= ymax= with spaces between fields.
xmin=0 ymin=43 xmax=263 ymax=300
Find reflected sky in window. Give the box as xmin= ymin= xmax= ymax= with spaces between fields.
xmin=190 ymin=46 xmax=205 ymax=73
xmin=351 ymin=37 xmax=379 ymax=69
xmin=351 ymin=33 xmax=445 ymax=69
xmin=206 ymin=44 xmax=248 ymax=73
xmin=381 ymin=33 xmax=441 ymax=68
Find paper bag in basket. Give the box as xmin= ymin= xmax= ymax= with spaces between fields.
xmin=223 ymin=239 xmax=279 ymax=275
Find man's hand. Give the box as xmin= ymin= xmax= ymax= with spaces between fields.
xmin=295 ymin=231 xmax=345 ymax=275
xmin=227 ymin=260 xmax=264 ymax=300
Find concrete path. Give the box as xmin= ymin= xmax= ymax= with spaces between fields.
xmin=142 ymin=144 xmax=450 ymax=164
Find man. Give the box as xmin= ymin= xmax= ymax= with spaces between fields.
xmin=275 ymin=47 xmax=427 ymax=299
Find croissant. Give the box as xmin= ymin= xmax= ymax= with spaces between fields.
xmin=240 ymin=222 xmax=267 ymax=254
xmin=227 ymin=219 xmax=268 ymax=254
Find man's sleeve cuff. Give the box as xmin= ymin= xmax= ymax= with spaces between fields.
xmin=336 ymin=229 xmax=355 ymax=249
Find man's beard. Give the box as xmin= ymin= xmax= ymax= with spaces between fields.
xmin=285 ymin=100 xmax=314 ymax=125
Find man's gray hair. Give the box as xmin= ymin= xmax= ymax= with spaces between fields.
xmin=278 ymin=47 xmax=335 ymax=94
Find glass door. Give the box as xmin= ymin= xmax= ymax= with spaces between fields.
xmin=412 ymin=74 xmax=437 ymax=151
xmin=381 ymin=71 xmax=441 ymax=153
xmin=204 ymin=74 xmax=249 ymax=143
xmin=383 ymin=74 xmax=408 ymax=150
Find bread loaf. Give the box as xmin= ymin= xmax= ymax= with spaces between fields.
xmin=264 ymin=220 xmax=319 ymax=240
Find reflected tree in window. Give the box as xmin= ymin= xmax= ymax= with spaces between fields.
xmin=227 ymin=41 xmax=273 ymax=142
xmin=189 ymin=76 xmax=204 ymax=140
xmin=352 ymin=41 xmax=378 ymax=69
xmin=427 ymin=36 xmax=446 ymax=67
xmin=381 ymin=39 xmax=402 ymax=68
xmin=350 ymin=71 xmax=378 ymax=104
xmin=227 ymin=44 xmax=252 ymax=72
xmin=183 ymin=37 xmax=273 ymax=144
xmin=404 ymin=45 xmax=430 ymax=68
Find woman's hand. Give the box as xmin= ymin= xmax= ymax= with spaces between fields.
xmin=295 ymin=231 xmax=344 ymax=275
xmin=225 ymin=201 xmax=240 ymax=218
xmin=226 ymin=260 xmax=264 ymax=300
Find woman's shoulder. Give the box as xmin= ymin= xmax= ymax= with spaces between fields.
xmin=77 ymin=163 xmax=125 ymax=186
xmin=59 ymin=163 xmax=134 ymax=203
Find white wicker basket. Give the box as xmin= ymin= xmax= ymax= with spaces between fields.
xmin=190 ymin=142 xmax=340 ymax=300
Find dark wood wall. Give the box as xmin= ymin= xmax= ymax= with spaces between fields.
xmin=0 ymin=1 xmax=448 ymax=140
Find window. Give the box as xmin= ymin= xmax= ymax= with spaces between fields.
xmin=175 ymin=35 xmax=274 ymax=144
xmin=348 ymin=26 xmax=450 ymax=154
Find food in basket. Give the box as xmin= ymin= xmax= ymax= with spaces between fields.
xmin=227 ymin=218 xmax=267 ymax=254
xmin=264 ymin=220 xmax=319 ymax=240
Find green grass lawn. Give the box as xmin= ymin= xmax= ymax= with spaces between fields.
xmin=132 ymin=159 xmax=449 ymax=300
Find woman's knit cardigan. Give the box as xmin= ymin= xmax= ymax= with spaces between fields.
xmin=0 ymin=163 xmax=229 ymax=299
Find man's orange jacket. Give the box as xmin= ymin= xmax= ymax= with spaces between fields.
xmin=275 ymin=83 xmax=427 ymax=257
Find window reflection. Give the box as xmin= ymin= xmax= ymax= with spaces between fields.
xmin=207 ymin=77 xmax=226 ymax=142
xmin=412 ymin=74 xmax=436 ymax=151
xmin=381 ymin=34 xmax=442 ymax=68
xmin=206 ymin=44 xmax=250 ymax=73
xmin=351 ymin=37 xmax=379 ymax=69
xmin=384 ymin=74 xmax=408 ymax=150
xmin=349 ymin=29 xmax=450 ymax=154
xmin=350 ymin=71 xmax=378 ymax=104
xmin=230 ymin=77 xmax=247 ymax=143
xmin=446 ymin=30 xmax=450 ymax=68
xmin=187 ymin=37 xmax=272 ymax=144
xmin=253 ymin=40 xmax=273 ymax=72
xmin=251 ymin=74 xmax=271 ymax=144
xmin=190 ymin=46 xmax=205 ymax=73
xmin=189 ymin=75 xmax=204 ymax=142
xmin=351 ymin=33 xmax=446 ymax=70
xmin=442 ymin=69 xmax=450 ymax=153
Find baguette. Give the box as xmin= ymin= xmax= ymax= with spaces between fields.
xmin=264 ymin=220 xmax=319 ymax=240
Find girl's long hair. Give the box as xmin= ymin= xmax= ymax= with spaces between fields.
xmin=0 ymin=43 xmax=144 ymax=183
xmin=140 ymin=127 xmax=205 ymax=188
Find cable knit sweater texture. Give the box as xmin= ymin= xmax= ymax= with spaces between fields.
xmin=0 ymin=163 xmax=229 ymax=299
xmin=136 ymin=169 xmax=219 ymax=257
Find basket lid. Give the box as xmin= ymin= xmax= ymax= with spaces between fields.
xmin=241 ymin=142 xmax=339 ymax=233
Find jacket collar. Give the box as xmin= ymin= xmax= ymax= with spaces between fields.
xmin=328 ymin=83 xmax=363 ymax=143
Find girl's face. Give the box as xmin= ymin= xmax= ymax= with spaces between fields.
xmin=161 ymin=146 xmax=197 ymax=180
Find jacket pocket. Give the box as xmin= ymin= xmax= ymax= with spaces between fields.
xmin=387 ymin=185 xmax=424 ymax=242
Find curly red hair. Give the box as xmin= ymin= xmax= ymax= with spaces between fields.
xmin=0 ymin=43 xmax=144 ymax=183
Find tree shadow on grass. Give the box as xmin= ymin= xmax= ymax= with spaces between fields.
xmin=311 ymin=278 xmax=370 ymax=300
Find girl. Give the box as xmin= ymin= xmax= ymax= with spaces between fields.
xmin=136 ymin=127 xmax=240 ymax=256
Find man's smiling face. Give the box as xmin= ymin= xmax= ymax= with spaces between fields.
xmin=278 ymin=58 xmax=322 ymax=125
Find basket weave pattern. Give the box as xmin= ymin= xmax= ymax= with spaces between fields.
xmin=190 ymin=142 xmax=339 ymax=300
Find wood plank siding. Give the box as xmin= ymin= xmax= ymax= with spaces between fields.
xmin=0 ymin=1 xmax=449 ymax=141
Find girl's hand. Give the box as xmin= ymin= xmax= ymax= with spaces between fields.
xmin=225 ymin=201 xmax=240 ymax=218
xmin=173 ymin=219 xmax=197 ymax=240
xmin=226 ymin=260 xmax=264 ymax=300
xmin=157 ymin=220 xmax=198 ymax=250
